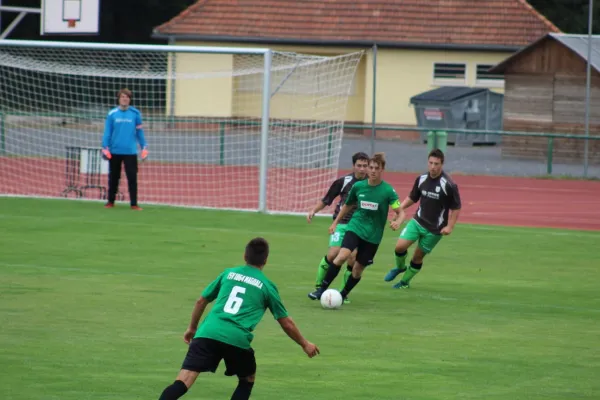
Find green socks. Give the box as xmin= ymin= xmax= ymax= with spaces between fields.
xmin=401 ymin=261 xmax=422 ymax=284
xmin=395 ymin=250 xmax=408 ymax=271
xmin=339 ymin=267 xmax=352 ymax=291
xmin=315 ymin=256 xmax=328 ymax=288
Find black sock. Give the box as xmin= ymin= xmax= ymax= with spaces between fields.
xmin=320 ymin=259 xmax=342 ymax=290
xmin=340 ymin=275 xmax=361 ymax=297
xmin=159 ymin=380 xmax=188 ymax=400
xmin=231 ymin=380 xmax=254 ymax=400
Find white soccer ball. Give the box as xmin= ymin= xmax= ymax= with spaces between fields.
xmin=320 ymin=289 xmax=343 ymax=309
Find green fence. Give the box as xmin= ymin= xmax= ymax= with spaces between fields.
xmin=1 ymin=112 xmax=599 ymax=176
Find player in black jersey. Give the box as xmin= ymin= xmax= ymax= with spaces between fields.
xmin=307 ymin=152 xmax=369 ymax=303
xmin=384 ymin=149 xmax=462 ymax=288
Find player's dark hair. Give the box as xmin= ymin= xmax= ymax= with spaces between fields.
xmin=117 ymin=88 xmax=133 ymax=103
xmin=352 ymin=152 xmax=369 ymax=165
xmin=428 ymin=148 xmax=445 ymax=164
xmin=245 ymin=237 xmax=269 ymax=267
xmin=370 ymin=152 xmax=386 ymax=169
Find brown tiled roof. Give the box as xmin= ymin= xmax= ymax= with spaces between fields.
xmin=153 ymin=0 xmax=561 ymax=49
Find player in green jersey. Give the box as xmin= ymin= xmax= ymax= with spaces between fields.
xmin=308 ymin=153 xmax=405 ymax=302
xmin=158 ymin=238 xmax=319 ymax=400
xmin=307 ymin=151 xmax=369 ymax=304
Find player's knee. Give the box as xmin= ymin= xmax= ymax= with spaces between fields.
xmin=326 ymin=247 xmax=340 ymax=261
xmin=241 ymin=374 xmax=256 ymax=383
xmin=352 ymin=263 xmax=366 ymax=278
xmin=346 ymin=254 xmax=356 ymax=267
xmin=334 ymin=249 xmax=351 ymax=266
xmin=412 ymin=249 xmax=426 ymax=263
xmin=395 ymin=241 xmax=410 ymax=253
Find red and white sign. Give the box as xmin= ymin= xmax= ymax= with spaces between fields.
xmin=424 ymin=108 xmax=443 ymax=121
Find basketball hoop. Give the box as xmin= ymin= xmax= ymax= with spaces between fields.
xmin=67 ymin=19 xmax=77 ymax=28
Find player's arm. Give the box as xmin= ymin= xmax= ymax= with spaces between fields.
xmin=185 ymin=296 xmax=210 ymax=337
xmin=328 ymin=185 xmax=358 ymax=233
xmin=389 ymin=188 xmax=405 ymax=230
xmin=400 ymin=197 xmax=416 ymax=210
xmin=442 ymin=183 xmax=462 ymax=235
xmin=267 ymin=284 xmax=319 ymax=358
xmin=308 ymin=178 xmax=343 ymax=222
xmin=401 ymin=176 xmax=422 ymax=210
xmin=101 ymin=113 xmax=113 ymax=159
xmin=183 ymin=272 xmax=223 ymax=344
xmin=277 ymin=316 xmax=319 ymax=357
xmin=135 ymin=111 xmax=148 ymax=159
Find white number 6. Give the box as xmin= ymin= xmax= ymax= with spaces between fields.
xmin=224 ymin=286 xmax=246 ymax=314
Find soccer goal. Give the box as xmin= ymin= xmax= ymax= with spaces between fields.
xmin=0 ymin=39 xmax=363 ymax=214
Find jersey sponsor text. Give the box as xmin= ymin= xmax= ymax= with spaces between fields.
xmin=360 ymin=200 xmax=379 ymax=210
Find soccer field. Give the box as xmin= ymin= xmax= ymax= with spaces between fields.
xmin=1 ymin=198 xmax=599 ymax=399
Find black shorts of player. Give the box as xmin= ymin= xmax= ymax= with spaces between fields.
xmin=181 ymin=337 xmax=256 ymax=378
xmin=341 ymin=230 xmax=379 ymax=266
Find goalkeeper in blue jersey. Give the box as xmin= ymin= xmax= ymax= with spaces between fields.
xmin=102 ymin=88 xmax=148 ymax=210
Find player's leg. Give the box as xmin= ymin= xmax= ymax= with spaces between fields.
xmin=222 ymin=344 xmax=257 ymax=400
xmin=339 ymin=249 xmax=357 ymax=304
xmin=106 ymin=155 xmax=123 ymax=206
xmin=341 ymin=249 xmax=357 ymax=290
xmin=315 ymin=224 xmax=348 ymax=288
xmin=339 ymin=239 xmax=379 ymax=299
xmin=394 ymin=231 xmax=442 ymax=289
xmin=158 ymin=337 xmax=223 ymax=399
xmin=123 ymin=154 xmax=140 ymax=208
xmin=314 ymin=246 xmax=339 ymax=289
xmin=308 ymin=231 xmax=358 ymax=300
xmin=158 ymin=369 xmax=199 ymax=399
xmin=384 ymin=219 xmax=419 ymax=282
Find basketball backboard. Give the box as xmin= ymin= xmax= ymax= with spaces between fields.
xmin=41 ymin=0 xmax=99 ymax=35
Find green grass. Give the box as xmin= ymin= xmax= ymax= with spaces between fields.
xmin=1 ymin=198 xmax=599 ymax=400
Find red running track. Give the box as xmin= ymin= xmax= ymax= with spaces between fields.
xmin=380 ymin=171 xmax=600 ymax=232
xmin=1 ymin=157 xmax=599 ymax=231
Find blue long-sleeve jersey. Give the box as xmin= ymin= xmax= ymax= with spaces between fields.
xmin=102 ymin=106 xmax=147 ymax=155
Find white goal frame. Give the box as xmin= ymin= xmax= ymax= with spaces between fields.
xmin=0 ymin=39 xmax=362 ymax=213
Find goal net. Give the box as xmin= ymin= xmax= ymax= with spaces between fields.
xmin=0 ymin=40 xmax=363 ymax=213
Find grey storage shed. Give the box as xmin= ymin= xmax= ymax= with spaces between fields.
xmin=410 ymin=86 xmax=504 ymax=146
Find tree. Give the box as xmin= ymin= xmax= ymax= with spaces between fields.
xmin=528 ymin=0 xmax=599 ymax=34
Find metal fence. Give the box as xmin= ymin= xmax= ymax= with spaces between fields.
xmin=1 ymin=113 xmax=599 ymax=179
xmin=340 ymin=125 xmax=600 ymax=179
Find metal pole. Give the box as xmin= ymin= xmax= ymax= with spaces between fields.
xmin=168 ymin=37 xmax=176 ymax=119
xmin=583 ymin=0 xmax=593 ymax=177
xmin=258 ymin=50 xmax=273 ymax=213
xmin=370 ymin=44 xmax=377 ymax=155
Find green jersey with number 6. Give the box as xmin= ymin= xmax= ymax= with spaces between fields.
xmin=194 ymin=265 xmax=289 ymax=349
xmin=345 ymin=179 xmax=400 ymax=244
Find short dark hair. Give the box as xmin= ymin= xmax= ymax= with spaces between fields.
xmin=428 ymin=148 xmax=445 ymax=164
xmin=352 ymin=152 xmax=369 ymax=165
xmin=244 ymin=237 xmax=269 ymax=267
xmin=370 ymin=152 xmax=386 ymax=169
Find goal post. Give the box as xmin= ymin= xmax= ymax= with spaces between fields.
xmin=0 ymin=39 xmax=364 ymax=214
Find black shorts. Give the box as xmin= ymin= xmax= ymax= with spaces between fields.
xmin=181 ymin=337 xmax=256 ymax=378
xmin=341 ymin=230 xmax=379 ymax=266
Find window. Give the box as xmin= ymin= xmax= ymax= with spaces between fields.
xmin=476 ymin=64 xmax=504 ymax=87
xmin=433 ymin=62 xmax=466 ymax=83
